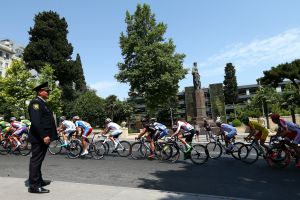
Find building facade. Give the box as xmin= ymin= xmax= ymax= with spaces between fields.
xmin=0 ymin=39 xmax=24 ymax=77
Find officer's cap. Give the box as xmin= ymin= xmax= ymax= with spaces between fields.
xmin=33 ymin=82 xmax=52 ymax=92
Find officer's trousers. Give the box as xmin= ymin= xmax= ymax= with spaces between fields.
xmin=29 ymin=142 xmax=48 ymax=188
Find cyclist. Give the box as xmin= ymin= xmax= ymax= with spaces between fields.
xmin=57 ymin=116 xmax=76 ymax=147
xmin=241 ymin=116 xmax=270 ymax=154
xmin=73 ymin=116 xmax=92 ymax=156
xmin=151 ymin=118 xmax=169 ymax=141
xmin=20 ymin=116 xmax=31 ymax=128
xmin=137 ymin=118 xmax=157 ymax=159
xmin=215 ymin=119 xmax=237 ymax=153
xmin=10 ymin=117 xmax=28 ymax=149
xmin=0 ymin=116 xmax=12 ymax=141
xmin=101 ymin=118 xmax=123 ymax=152
xmin=170 ymin=119 xmax=195 ymax=153
xmin=270 ymin=113 xmax=300 ymax=167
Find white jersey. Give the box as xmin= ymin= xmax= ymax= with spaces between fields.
xmin=107 ymin=122 xmax=121 ymax=131
xmin=62 ymin=120 xmax=76 ymax=131
xmin=177 ymin=121 xmax=194 ymax=132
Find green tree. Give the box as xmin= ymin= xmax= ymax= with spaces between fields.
xmin=74 ymin=53 xmax=87 ymax=91
xmin=258 ymin=59 xmax=300 ymax=95
xmin=280 ymin=84 xmax=300 ymax=123
xmin=38 ymin=64 xmax=63 ymax=116
xmin=0 ymin=60 xmax=36 ymax=117
xmin=115 ymin=3 xmax=188 ymax=112
xmin=223 ymin=63 xmax=238 ymax=105
xmin=71 ymin=90 xmax=105 ymax=127
xmin=23 ymin=11 xmax=77 ymax=102
xmin=223 ymin=63 xmax=238 ymax=118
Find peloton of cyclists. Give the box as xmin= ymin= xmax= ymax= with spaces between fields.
xmin=10 ymin=117 xmax=29 ymax=149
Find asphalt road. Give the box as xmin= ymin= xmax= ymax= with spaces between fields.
xmin=0 ymin=152 xmax=299 ymax=200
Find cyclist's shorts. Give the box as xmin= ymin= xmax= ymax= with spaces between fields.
xmin=255 ymin=130 xmax=269 ymax=140
xmin=65 ymin=129 xmax=76 ymax=136
xmin=147 ymin=131 xmax=156 ymax=140
xmin=82 ymin=127 xmax=92 ymax=138
xmin=225 ymin=130 xmax=237 ymax=140
xmin=13 ymin=127 xmax=28 ymax=136
xmin=285 ymin=131 xmax=300 ymax=144
xmin=110 ymin=130 xmax=122 ymax=138
xmin=183 ymin=129 xmax=195 ymax=143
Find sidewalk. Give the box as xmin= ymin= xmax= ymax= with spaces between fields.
xmin=0 ymin=177 xmax=252 ymax=200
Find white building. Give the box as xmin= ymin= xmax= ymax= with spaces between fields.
xmin=0 ymin=39 xmax=24 ymax=77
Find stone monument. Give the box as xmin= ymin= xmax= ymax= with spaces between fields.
xmin=192 ymin=62 xmax=206 ymax=124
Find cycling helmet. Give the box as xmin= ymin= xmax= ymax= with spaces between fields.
xmin=105 ymin=118 xmax=112 ymax=123
xmin=10 ymin=117 xmax=16 ymax=122
xmin=0 ymin=116 xmax=4 ymax=121
xmin=141 ymin=118 xmax=148 ymax=123
xmin=269 ymin=113 xmax=280 ymax=121
xmin=215 ymin=119 xmax=222 ymax=126
xmin=20 ymin=116 xmax=25 ymax=120
xmin=72 ymin=116 xmax=80 ymax=120
xmin=60 ymin=116 xmax=66 ymax=121
xmin=150 ymin=118 xmax=157 ymax=123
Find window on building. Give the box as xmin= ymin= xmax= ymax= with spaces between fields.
xmin=5 ymin=53 xmax=9 ymax=59
xmin=246 ymin=89 xmax=250 ymax=96
xmin=0 ymin=51 xmax=2 ymax=57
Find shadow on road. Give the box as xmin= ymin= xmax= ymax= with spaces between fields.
xmin=137 ymin=157 xmax=300 ymax=200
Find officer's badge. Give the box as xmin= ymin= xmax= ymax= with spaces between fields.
xmin=33 ymin=104 xmax=39 ymax=110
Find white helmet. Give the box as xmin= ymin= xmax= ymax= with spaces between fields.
xmin=105 ymin=118 xmax=112 ymax=123
xmin=20 ymin=116 xmax=25 ymax=120
xmin=73 ymin=116 xmax=80 ymax=120
xmin=0 ymin=116 xmax=4 ymax=121
xmin=10 ymin=117 xmax=16 ymax=122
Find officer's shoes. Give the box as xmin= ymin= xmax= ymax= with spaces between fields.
xmin=28 ymin=187 xmax=50 ymax=194
xmin=41 ymin=180 xmax=51 ymax=187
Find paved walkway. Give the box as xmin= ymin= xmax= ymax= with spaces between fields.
xmin=0 ymin=177 xmax=252 ymax=200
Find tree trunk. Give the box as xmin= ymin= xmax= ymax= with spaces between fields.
xmin=291 ymin=108 xmax=296 ymax=123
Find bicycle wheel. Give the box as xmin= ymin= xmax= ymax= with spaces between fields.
xmin=89 ymin=142 xmax=105 ymax=160
xmin=67 ymin=140 xmax=82 ymax=159
xmin=206 ymin=142 xmax=222 ymax=159
xmin=117 ymin=141 xmax=132 ymax=157
xmin=0 ymin=139 xmax=11 ymax=155
xmin=190 ymin=144 xmax=209 ymax=165
xmin=231 ymin=142 xmax=246 ymax=160
xmin=131 ymin=142 xmax=147 ymax=159
xmin=239 ymin=144 xmax=259 ymax=164
xmin=103 ymin=142 xmax=110 ymax=155
xmin=48 ymin=140 xmax=63 ymax=155
xmin=265 ymin=149 xmax=291 ymax=168
xmin=169 ymin=145 xmax=180 ymax=163
xmin=156 ymin=142 xmax=173 ymax=160
xmin=19 ymin=140 xmax=32 ymax=156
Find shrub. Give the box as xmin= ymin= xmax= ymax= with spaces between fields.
xmin=231 ymin=119 xmax=242 ymax=127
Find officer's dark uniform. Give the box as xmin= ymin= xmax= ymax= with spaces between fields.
xmin=28 ymin=82 xmax=57 ymax=193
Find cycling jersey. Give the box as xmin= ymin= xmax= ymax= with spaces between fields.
xmin=74 ymin=120 xmax=92 ymax=138
xmin=220 ymin=123 xmax=237 ymax=139
xmin=107 ymin=122 xmax=122 ymax=137
xmin=279 ymin=119 xmax=300 ymax=144
xmin=21 ymin=119 xmax=31 ymax=127
xmin=177 ymin=121 xmax=194 ymax=132
xmin=153 ymin=122 xmax=169 ymax=139
xmin=0 ymin=121 xmax=11 ymax=134
xmin=11 ymin=121 xmax=28 ymax=136
xmin=62 ymin=120 xmax=76 ymax=135
xmin=248 ymin=121 xmax=269 ymax=140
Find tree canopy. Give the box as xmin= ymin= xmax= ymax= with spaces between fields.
xmin=115 ymin=3 xmax=188 ymax=112
xmin=223 ymin=63 xmax=238 ymax=105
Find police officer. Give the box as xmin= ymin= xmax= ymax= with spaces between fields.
xmin=28 ymin=82 xmax=57 ymax=193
